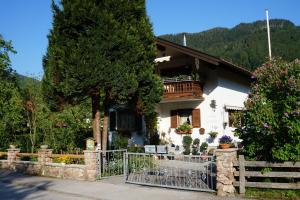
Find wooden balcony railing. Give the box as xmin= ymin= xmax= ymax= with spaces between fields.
xmin=162 ymin=80 xmax=203 ymax=101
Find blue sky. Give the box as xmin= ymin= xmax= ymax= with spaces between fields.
xmin=1 ymin=0 xmax=300 ymax=77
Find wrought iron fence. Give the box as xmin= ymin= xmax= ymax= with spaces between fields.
xmin=97 ymin=149 xmax=127 ymax=179
xmin=125 ymin=153 xmax=216 ymax=192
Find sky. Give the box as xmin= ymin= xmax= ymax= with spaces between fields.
xmin=1 ymin=0 xmax=300 ymax=77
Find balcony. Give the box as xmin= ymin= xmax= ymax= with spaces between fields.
xmin=162 ymin=80 xmax=204 ymax=102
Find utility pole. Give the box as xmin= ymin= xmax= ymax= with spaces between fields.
xmin=265 ymin=9 xmax=272 ymax=60
xmin=183 ymin=33 xmax=187 ymax=46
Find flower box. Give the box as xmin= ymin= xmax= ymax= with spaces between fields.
xmin=175 ymin=129 xmax=192 ymax=134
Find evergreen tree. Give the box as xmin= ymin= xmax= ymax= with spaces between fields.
xmin=43 ymin=0 xmax=162 ymax=149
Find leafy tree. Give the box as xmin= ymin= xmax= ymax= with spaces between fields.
xmin=43 ymin=0 xmax=162 ymax=150
xmin=236 ymin=58 xmax=300 ymax=161
xmin=0 ymin=35 xmax=25 ymax=150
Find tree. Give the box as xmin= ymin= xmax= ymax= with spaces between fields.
xmin=236 ymin=58 xmax=300 ymax=161
xmin=43 ymin=0 xmax=162 ymax=149
xmin=0 ymin=34 xmax=24 ymax=150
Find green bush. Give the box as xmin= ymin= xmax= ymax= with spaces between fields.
xmin=112 ymin=134 xmax=128 ymax=149
xmin=182 ymin=135 xmax=193 ymax=155
xmin=236 ymin=58 xmax=300 ymax=161
xmin=200 ymin=142 xmax=208 ymax=152
xmin=127 ymin=146 xmax=144 ymax=153
xmin=192 ymin=138 xmax=200 ymax=155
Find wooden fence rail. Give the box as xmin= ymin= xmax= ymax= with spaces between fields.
xmin=234 ymin=155 xmax=300 ymax=194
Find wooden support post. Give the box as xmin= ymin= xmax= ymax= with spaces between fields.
xmin=239 ymin=155 xmax=245 ymax=194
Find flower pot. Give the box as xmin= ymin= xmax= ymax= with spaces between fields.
xmin=199 ymin=128 xmax=205 ymax=135
xmin=40 ymin=145 xmax=48 ymax=149
xmin=219 ymin=143 xmax=231 ymax=149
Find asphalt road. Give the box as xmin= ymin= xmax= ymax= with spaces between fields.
xmin=0 ymin=170 xmax=251 ymax=200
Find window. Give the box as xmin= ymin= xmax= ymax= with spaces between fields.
xmin=109 ymin=109 xmax=140 ymax=132
xmin=228 ymin=110 xmax=243 ymax=127
xmin=178 ymin=109 xmax=192 ymax=125
xmin=170 ymin=109 xmax=201 ymax=128
xmin=117 ymin=110 xmax=136 ymax=131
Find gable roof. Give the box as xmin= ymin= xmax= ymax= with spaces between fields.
xmin=155 ymin=37 xmax=253 ymax=78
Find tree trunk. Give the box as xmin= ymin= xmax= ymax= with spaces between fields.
xmin=102 ymin=95 xmax=109 ymax=151
xmin=92 ymin=92 xmax=101 ymax=147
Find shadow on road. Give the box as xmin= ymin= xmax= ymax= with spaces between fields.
xmin=0 ymin=170 xmax=53 ymax=200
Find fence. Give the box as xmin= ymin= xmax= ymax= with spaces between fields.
xmin=96 ymin=149 xmax=127 ymax=179
xmin=234 ymin=155 xmax=300 ymax=194
xmin=125 ymin=152 xmax=216 ymax=192
xmin=0 ymin=147 xmax=98 ymax=181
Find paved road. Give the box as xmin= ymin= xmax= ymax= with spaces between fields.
xmin=0 ymin=170 xmax=251 ymax=200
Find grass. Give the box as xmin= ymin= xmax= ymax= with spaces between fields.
xmin=245 ymin=188 xmax=300 ymax=200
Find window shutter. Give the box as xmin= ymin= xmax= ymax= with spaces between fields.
xmin=192 ymin=109 xmax=201 ymax=128
xmin=170 ymin=110 xmax=178 ymax=128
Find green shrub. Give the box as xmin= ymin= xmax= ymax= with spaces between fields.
xmin=200 ymin=142 xmax=208 ymax=152
xmin=112 ymin=134 xmax=128 ymax=149
xmin=127 ymin=146 xmax=144 ymax=153
xmin=182 ymin=135 xmax=193 ymax=155
xmin=236 ymin=58 xmax=300 ymax=161
xmin=192 ymin=138 xmax=200 ymax=155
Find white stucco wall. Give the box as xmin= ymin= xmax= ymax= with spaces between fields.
xmin=157 ymin=68 xmax=250 ymax=148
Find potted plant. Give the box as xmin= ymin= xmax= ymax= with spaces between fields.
xmin=175 ymin=122 xmax=192 ymax=134
xmin=200 ymin=142 xmax=208 ymax=153
xmin=192 ymin=138 xmax=200 ymax=155
xmin=182 ymin=135 xmax=193 ymax=155
xmin=208 ymin=131 xmax=218 ymax=139
xmin=219 ymin=135 xmax=233 ymax=149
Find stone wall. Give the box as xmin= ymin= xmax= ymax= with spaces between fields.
xmin=215 ymin=148 xmax=237 ymax=197
xmin=0 ymin=147 xmax=97 ymax=181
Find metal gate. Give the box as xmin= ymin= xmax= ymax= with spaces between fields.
xmin=97 ymin=149 xmax=127 ymax=179
xmin=124 ymin=152 xmax=216 ymax=192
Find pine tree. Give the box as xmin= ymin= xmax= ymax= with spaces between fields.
xmin=43 ymin=0 xmax=162 ymax=149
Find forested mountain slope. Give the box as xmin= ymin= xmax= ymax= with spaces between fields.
xmin=160 ymin=19 xmax=300 ymax=71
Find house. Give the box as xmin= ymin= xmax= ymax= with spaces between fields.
xmin=108 ymin=37 xmax=252 ymax=150
xmin=154 ymin=38 xmax=252 ymax=149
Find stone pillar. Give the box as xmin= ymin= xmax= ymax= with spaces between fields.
xmin=84 ymin=150 xmax=98 ymax=181
xmin=7 ymin=147 xmax=20 ymax=163
xmin=38 ymin=146 xmax=53 ymax=165
xmin=215 ymin=148 xmax=238 ymax=197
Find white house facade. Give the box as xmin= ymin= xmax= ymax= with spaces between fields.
xmin=155 ymin=38 xmax=252 ymax=149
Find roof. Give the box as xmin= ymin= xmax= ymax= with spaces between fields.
xmin=155 ymin=37 xmax=253 ymax=78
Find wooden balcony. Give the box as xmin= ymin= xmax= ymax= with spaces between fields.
xmin=162 ymin=80 xmax=204 ymax=102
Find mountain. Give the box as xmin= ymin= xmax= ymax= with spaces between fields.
xmin=160 ymin=19 xmax=300 ymax=71
xmin=16 ymin=73 xmax=40 ymax=89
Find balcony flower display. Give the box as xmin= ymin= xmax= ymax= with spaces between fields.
xmin=175 ymin=123 xmax=192 ymax=134
xmin=219 ymin=135 xmax=233 ymax=149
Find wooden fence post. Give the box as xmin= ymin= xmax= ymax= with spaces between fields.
xmin=239 ymin=155 xmax=245 ymax=194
